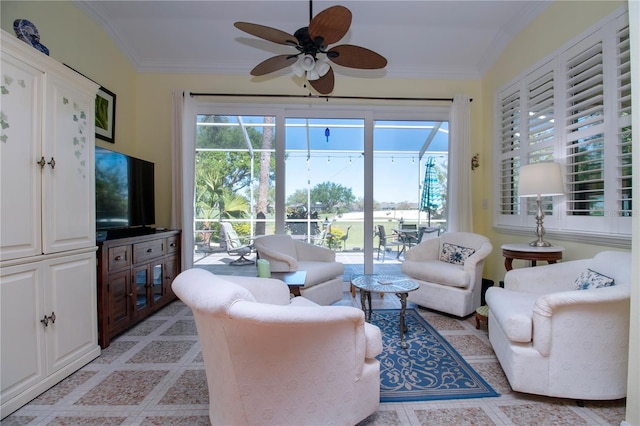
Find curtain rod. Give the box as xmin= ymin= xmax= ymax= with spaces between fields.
xmin=189 ymin=92 xmax=471 ymax=103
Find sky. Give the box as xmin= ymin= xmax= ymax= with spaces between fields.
xmin=283 ymin=118 xmax=448 ymax=204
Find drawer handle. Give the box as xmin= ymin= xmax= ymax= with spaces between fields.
xmin=169 ymin=243 xmax=176 ymax=248
xmin=115 ymin=255 xmax=123 ymax=261
xmin=146 ymin=248 xmax=153 ymax=253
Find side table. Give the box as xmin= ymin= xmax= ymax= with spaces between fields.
xmin=501 ymin=243 xmax=565 ymax=271
xmin=271 ymin=271 xmax=307 ymax=296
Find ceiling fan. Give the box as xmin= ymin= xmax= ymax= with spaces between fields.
xmin=234 ymin=2 xmax=387 ymax=95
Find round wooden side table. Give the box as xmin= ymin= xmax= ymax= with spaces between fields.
xmin=501 ymin=243 xmax=565 ymax=271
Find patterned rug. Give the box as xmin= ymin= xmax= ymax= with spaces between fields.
xmin=372 ymin=309 xmax=500 ymax=402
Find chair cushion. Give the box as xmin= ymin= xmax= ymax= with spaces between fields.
xmin=298 ymin=261 xmax=344 ymax=287
xmin=574 ymin=268 xmax=615 ymax=290
xmin=402 ymin=259 xmax=469 ymax=288
xmin=486 ymin=288 xmax=538 ymax=343
xmin=263 ymin=234 xmax=298 ymax=258
xmin=440 ymin=242 xmax=476 ymax=265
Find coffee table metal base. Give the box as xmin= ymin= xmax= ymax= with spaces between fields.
xmin=351 ymin=275 xmax=419 ymax=349
xmin=360 ymin=290 xmax=411 ymax=348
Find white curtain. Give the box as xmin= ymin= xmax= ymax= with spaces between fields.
xmin=171 ymin=90 xmax=197 ymax=269
xmin=447 ymin=95 xmax=473 ymax=232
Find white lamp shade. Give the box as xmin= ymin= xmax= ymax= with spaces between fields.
xmin=518 ymin=162 xmax=565 ymax=197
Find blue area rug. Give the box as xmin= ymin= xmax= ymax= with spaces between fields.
xmin=372 ymin=309 xmax=499 ymax=402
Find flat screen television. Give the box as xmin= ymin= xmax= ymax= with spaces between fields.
xmin=95 ymin=146 xmax=155 ymax=239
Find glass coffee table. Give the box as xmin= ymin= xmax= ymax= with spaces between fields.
xmin=350 ymin=274 xmax=419 ymax=349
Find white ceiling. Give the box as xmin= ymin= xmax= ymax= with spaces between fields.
xmin=73 ymin=0 xmax=550 ymax=80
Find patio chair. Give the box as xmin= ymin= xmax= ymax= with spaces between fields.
xmin=376 ymin=225 xmax=401 ymax=261
xmin=219 ymin=222 xmax=255 ymax=266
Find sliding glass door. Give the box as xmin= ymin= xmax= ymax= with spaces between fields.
xmin=372 ymin=120 xmax=449 ymax=268
xmin=191 ymin=104 xmax=449 ymax=277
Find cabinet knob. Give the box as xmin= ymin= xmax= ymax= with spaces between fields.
xmin=169 ymin=243 xmax=176 ymax=247
xmin=129 ymin=293 xmax=133 ymax=297
xmin=146 ymin=248 xmax=153 ymax=253
xmin=40 ymin=312 xmax=56 ymax=327
xmin=37 ymin=156 xmax=46 ymax=169
xmin=47 ymin=157 xmax=56 ymax=169
xmin=115 ymin=255 xmax=123 ymax=261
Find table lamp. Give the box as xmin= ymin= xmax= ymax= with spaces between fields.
xmin=518 ymin=162 xmax=564 ymax=247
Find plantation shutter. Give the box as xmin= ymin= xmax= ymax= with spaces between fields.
xmin=494 ymin=8 xmax=631 ymax=239
xmin=498 ymin=89 xmax=521 ymax=215
xmin=525 ymin=69 xmax=556 ymax=215
xmin=564 ymin=39 xmax=605 ymax=216
xmin=615 ymin=24 xmax=632 ymax=217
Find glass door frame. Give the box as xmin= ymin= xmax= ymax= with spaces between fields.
xmin=196 ymin=101 xmax=451 ymax=274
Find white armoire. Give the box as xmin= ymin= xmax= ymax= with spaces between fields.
xmin=1 ymin=30 xmax=101 ymax=418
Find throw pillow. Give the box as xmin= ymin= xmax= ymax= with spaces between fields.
xmin=440 ymin=243 xmax=476 ymax=265
xmin=574 ymin=269 xmax=615 ymax=290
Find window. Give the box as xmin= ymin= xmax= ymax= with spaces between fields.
xmin=495 ymin=8 xmax=632 ymax=243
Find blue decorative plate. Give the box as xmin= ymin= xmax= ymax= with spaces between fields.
xmin=13 ymin=19 xmax=49 ymax=55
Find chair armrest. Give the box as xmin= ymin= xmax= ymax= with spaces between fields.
xmin=364 ymin=322 xmax=383 ymax=358
xmin=294 ymin=240 xmax=336 ymax=262
xmin=222 ymin=276 xmax=291 ymax=305
xmin=462 ymin=241 xmax=492 ymax=271
xmin=532 ymin=285 xmax=630 ymax=356
xmin=504 ymin=259 xmax=590 ymax=294
xmin=256 ymin=244 xmax=299 ymax=270
xmin=404 ymin=238 xmax=440 ymax=261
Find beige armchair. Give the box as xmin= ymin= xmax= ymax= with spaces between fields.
xmin=486 ymin=251 xmax=631 ymax=400
xmin=172 ymin=268 xmax=382 ymax=426
xmin=254 ymin=234 xmax=344 ymax=305
xmin=401 ymin=232 xmax=493 ymax=317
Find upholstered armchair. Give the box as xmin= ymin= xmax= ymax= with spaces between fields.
xmin=172 ymin=269 xmax=382 ymax=426
xmin=401 ymin=232 xmax=492 ymax=317
xmin=254 ymin=234 xmax=344 ymax=305
xmin=486 ymin=251 xmax=631 ymax=400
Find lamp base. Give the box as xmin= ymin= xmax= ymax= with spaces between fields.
xmin=529 ymin=239 xmax=553 ymax=247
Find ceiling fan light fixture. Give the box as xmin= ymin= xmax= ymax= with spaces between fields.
xmin=300 ymin=54 xmax=316 ymax=71
xmin=306 ymin=68 xmax=320 ymax=81
xmin=315 ymin=58 xmax=330 ymax=77
xmin=292 ymin=60 xmax=305 ymax=77
xmin=292 ymin=54 xmax=316 ymax=77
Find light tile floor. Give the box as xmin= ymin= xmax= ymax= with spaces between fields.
xmin=2 ymin=250 xmax=626 ymax=425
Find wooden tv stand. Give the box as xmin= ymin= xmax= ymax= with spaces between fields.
xmin=96 ymin=230 xmax=181 ymax=348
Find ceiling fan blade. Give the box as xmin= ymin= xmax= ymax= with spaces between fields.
xmin=250 ymin=55 xmax=298 ymax=76
xmin=309 ymin=66 xmax=335 ymax=95
xmin=327 ymin=45 xmax=387 ymax=69
xmin=234 ymin=22 xmax=298 ymax=46
xmin=308 ymin=6 xmax=351 ymax=45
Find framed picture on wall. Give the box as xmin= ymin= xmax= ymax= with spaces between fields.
xmin=95 ymin=86 xmax=116 ymax=143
